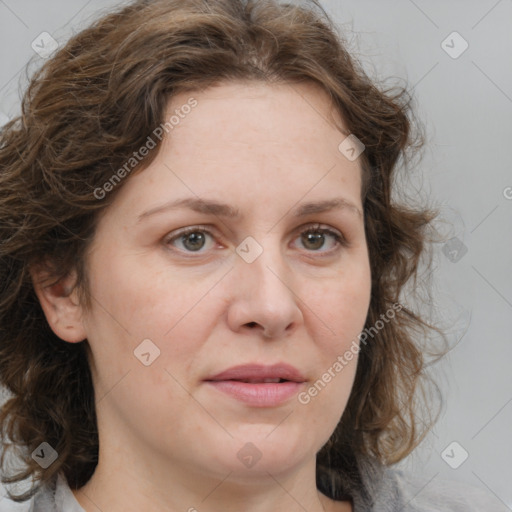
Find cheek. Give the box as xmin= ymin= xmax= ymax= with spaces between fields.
xmin=83 ymin=250 xmax=229 ymax=394
xmin=85 ymin=246 xmax=223 ymax=340
xmin=306 ymin=268 xmax=371 ymax=350
xmin=300 ymin=264 xmax=370 ymax=415
xmin=297 ymin=343 xmax=360 ymax=451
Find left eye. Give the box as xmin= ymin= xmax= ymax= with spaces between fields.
xmin=293 ymin=226 xmax=345 ymax=252
xmin=164 ymin=225 xmax=345 ymax=255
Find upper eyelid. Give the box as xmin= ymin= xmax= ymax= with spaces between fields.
xmin=166 ymin=222 xmax=342 ymax=237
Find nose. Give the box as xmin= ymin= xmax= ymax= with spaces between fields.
xmin=225 ymin=240 xmax=303 ymax=339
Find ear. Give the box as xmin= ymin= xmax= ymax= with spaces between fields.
xmin=30 ymin=265 xmax=87 ymax=343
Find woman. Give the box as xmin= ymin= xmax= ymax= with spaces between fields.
xmin=0 ymin=0 xmax=505 ymax=511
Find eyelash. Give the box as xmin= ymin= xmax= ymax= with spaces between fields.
xmin=163 ymin=223 xmax=348 ymax=258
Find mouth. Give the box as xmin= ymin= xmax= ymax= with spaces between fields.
xmin=204 ymin=379 xmax=304 ymax=407
xmin=203 ymin=364 xmax=306 ymax=407
xmin=212 ymin=378 xmax=289 ymax=383
xmin=204 ymin=363 xmax=306 ymax=383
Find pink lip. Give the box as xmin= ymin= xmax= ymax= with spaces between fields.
xmin=205 ymin=363 xmax=306 ymax=383
xmin=204 ymin=363 xmax=306 ymax=407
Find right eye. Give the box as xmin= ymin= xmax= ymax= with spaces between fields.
xmin=164 ymin=225 xmax=219 ymax=255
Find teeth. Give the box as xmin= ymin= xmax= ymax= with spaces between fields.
xmin=242 ymin=378 xmax=282 ymax=383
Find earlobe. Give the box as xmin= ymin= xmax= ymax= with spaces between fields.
xmin=30 ymin=266 xmax=87 ymax=343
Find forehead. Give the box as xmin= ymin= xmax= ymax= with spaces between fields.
xmin=168 ymin=80 xmax=347 ymax=144
xmin=156 ymin=80 xmax=358 ymax=181
xmin=104 ymin=80 xmax=363 ymax=224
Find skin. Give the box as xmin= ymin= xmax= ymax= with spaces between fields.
xmin=33 ymin=80 xmax=371 ymax=512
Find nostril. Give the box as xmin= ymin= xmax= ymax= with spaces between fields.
xmin=246 ymin=322 xmax=257 ymax=328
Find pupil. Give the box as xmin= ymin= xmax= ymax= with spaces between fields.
xmin=184 ymin=232 xmax=205 ymax=251
xmin=303 ymin=232 xmax=324 ymax=250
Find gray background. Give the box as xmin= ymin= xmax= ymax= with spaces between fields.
xmin=0 ymin=0 xmax=511 ymax=508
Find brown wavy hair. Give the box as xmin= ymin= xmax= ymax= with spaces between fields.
xmin=0 ymin=0 xmax=442 ymax=502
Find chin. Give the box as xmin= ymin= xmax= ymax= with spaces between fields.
xmin=203 ymin=433 xmax=313 ymax=478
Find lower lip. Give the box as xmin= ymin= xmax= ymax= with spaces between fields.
xmin=204 ymin=380 xmax=304 ymax=407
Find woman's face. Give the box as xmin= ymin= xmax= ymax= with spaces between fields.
xmin=79 ymin=81 xmax=371 ymax=483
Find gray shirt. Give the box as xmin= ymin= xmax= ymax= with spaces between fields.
xmin=0 ymin=467 xmax=508 ymax=511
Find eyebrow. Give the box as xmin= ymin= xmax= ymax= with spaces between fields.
xmin=137 ymin=196 xmax=362 ymax=222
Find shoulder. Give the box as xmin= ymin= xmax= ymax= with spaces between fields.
xmin=0 ymin=489 xmax=33 ymax=512
xmin=354 ymin=457 xmax=509 ymax=512
xmin=385 ymin=469 xmax=509 ymax=512
xmin=0 ymin=473 xmax=84 ymax=512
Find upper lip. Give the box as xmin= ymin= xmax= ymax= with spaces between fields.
xmin=204 ymin=363 xmax=306 ymax=383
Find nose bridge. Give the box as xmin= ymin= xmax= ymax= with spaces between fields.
xmin=238 ymin=234 xmax=288 ymax=295
xmin=228 ymin=232 xmax=302 ymax=337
